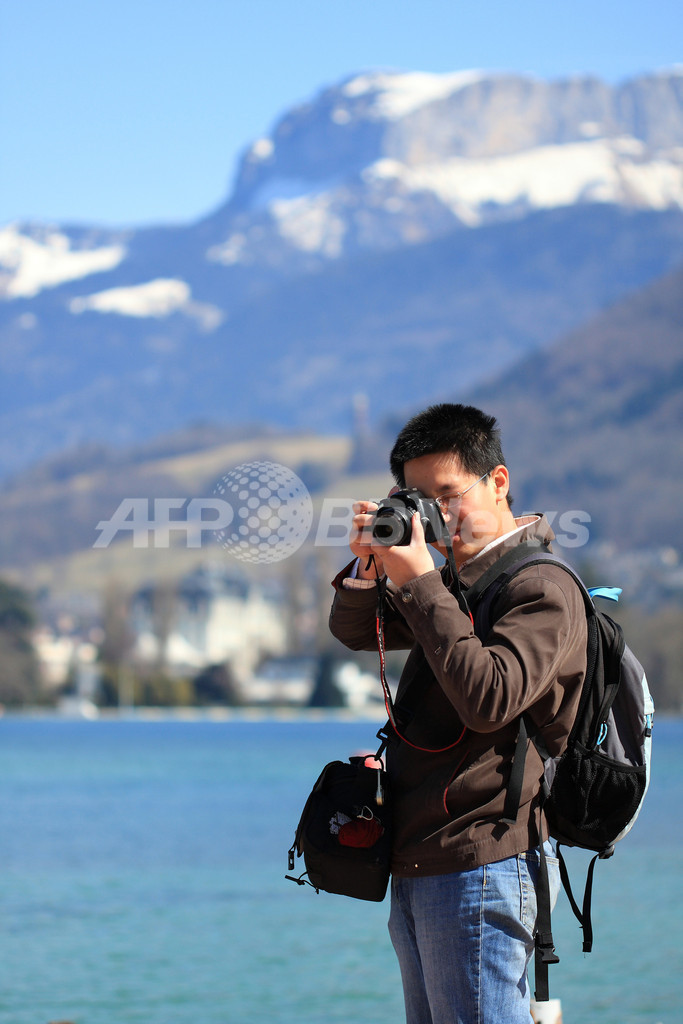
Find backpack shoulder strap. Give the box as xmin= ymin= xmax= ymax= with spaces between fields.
xmin=464 ymin=539 xmax=552 ymax=607
xmin=466 ymin=540 xmax=594 ymax=618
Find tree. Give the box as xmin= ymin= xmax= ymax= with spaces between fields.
xmin=98 ymin=582 xmax=136 ymax=707
xmin=194 ymin=662 xmax=244 ymax=706
xmin=0 ymin=579 xmax=41 ymax=706
xmin=308 ymin=653 xmax=345 ymax=708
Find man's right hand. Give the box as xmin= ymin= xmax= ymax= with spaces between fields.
xmin=350 ymin=500 xmax=386 ymax=579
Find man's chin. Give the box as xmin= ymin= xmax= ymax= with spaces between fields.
xmin=434 ymin=536 xmax=464 ymax=559
xmin=435 ymin=533 xmax=487 ymax=567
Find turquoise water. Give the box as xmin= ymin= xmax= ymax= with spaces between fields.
xmin=0 ymin=715 xmax=680 ymax=1024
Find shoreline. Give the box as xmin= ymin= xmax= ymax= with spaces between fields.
xmin=0 ymin=704 xmax=389 ymax=723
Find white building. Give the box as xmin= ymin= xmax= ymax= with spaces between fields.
xmin=131 ymin=564 xmax=288 ymax=685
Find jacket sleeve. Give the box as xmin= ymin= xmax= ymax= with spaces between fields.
xmin=328 ymin=562 xmax=416 ymax=652
xmin=392 ymin=564 xmax=586 ymax=733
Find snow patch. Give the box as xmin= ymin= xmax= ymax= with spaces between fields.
xmin=71 ymin=279 xmax=190 ymax=318
xmin=343 ymin=70 xmax=486 ymax=119
xmin=0 ymin=224 xmax=126 ymax=299
xmin=207 ymin=233 xmax=249 ymax=266
xmin=249 ymin=138 xmax=275 ymax=161
xmin=331 ymin=107 xmax=352 ymax=125
xmin=70 ymin=278 xmax=224 ymax=328
xmin=618 ymin=158 xmax=683 ymax=208
xmin=270 ymin=194 xmax=346 ymax=256
xmin=365 ymin=138 xmax=683 ymax=222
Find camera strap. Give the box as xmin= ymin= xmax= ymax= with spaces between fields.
xmin=371 ymin=530 xmax=471 ymax=756
xmin=441 ymin=528 xmax=472 ymax=622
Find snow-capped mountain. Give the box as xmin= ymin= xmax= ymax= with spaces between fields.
xmin=217 ymin=67 xmax=683 ymax=263
xmin=1 ymin=68 xmax=683 ymax=477
xmin=4 ymin=68 xmax=683 ymax=301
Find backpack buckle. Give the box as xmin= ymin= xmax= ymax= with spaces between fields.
xmin=536 ymin=932 xmax=560 ymax=965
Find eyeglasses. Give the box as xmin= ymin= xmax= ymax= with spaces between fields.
xmin=434 ymin=472 xmax=490 ymax=516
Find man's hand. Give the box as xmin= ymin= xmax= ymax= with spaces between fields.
xmin=378 ymin=513 xmax=435 ymax=588
xmin=350 ymin=494 xmax=435 ymax=585
xmin=350 ymin=500 xmax=386 ymax=578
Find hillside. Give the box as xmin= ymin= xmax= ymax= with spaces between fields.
xmin=1 ymin=262 xmax=681 ymax=589
xmin=0 ymin=433 xmax=355 ymax=574
xmin=467 ymin=265 xmax=683 ymax=548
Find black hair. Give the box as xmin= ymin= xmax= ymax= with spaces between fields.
xmin=389 ymin=403 xmax=512 ymax=504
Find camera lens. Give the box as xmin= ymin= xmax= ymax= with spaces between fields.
xmin=371 ymin=507 xmax=412 ymax=546
xmin=373 ymin=522 xmax=398 ymax=541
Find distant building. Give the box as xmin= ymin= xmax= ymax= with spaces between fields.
xmin=247 ymin=652 xmax=384 ymax=709
xmin=131 ymin=564 xmax=288 ymax=685
xmin=33 ymin=629 xmax=100 ymax=715
xmin=34 ymin=629 xmax=80 ymax=690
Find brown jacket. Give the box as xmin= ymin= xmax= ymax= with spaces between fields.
xmin=329 ymin=515 xmax=587 ymax=876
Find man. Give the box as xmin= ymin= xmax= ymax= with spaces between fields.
xmin=329 ymin=403 xmax=587 ymax=1024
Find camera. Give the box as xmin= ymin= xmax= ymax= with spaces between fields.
xmin=370 ymin=489 xmax=446 ymax=547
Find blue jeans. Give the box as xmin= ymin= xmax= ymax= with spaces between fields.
xmin=388 ymin=845 xmax=560 ymax=1024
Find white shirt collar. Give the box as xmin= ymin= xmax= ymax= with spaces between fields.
xmin=460 ymin=515 xmax=542 ymax=569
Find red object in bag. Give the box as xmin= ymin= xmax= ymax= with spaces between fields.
xmin=338 ymin=817 xmax=384 ymax=848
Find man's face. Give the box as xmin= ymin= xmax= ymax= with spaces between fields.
xmin=403 ymin=451 xmax=512 ymax=565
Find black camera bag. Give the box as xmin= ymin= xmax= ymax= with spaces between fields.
xmin=286 ymin=757 xmax=392 ymax=902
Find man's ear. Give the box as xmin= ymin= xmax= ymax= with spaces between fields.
xmin=490 ymin=464 xmax=510 ymax=502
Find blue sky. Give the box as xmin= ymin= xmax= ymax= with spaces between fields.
xmin=2 ymin=0 xmax=681 ymax=228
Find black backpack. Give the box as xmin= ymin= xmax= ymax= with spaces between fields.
xmin=465 ymin=541 xmax=654 ymax=1002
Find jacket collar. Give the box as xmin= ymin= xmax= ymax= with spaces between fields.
xmin=456 ymin=513 xmax=556 ymax=589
